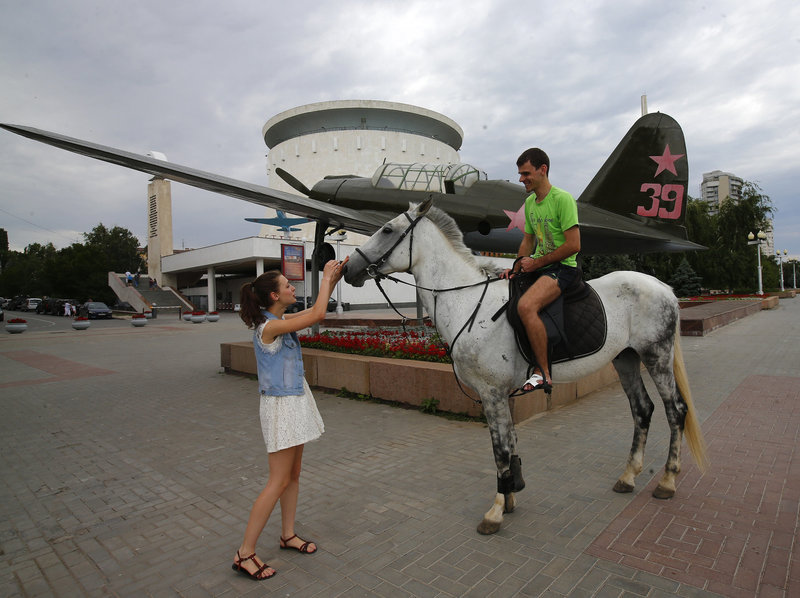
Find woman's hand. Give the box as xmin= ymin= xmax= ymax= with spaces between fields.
xmin=322 ymin=256 xmax=349 ymax=284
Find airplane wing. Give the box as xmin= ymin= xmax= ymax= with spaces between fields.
xmin=0 ymin=123 xmax=391 ymax=235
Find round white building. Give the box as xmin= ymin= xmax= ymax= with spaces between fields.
xmin=261 ymin=100 xmax=464 ymax=241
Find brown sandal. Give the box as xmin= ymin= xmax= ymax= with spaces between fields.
xmin=280 ymin=534 xmax=317 ymax=554
xmin=231 ymin=550 xmax=276 ymax=580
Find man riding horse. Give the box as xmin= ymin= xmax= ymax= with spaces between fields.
xmin=502 ymin=148 xmax=581 ymax=393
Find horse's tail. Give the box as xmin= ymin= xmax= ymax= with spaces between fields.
xmin=673 ymin=322 xmax=709 ymax=472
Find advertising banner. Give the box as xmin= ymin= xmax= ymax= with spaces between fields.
xmin=281 ymin=244 xmax=305 ymax=281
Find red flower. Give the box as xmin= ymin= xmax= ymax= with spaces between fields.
xmin=298 ymin=328 xmax=451 ymax=363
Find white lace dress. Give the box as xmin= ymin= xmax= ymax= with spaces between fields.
xmin=256 ymin=321 xmax=324 ymax=453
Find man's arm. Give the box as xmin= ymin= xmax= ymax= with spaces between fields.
xmin=517 ymin=233 xmax=535 ymax=261
xmin=500 ymin=232 xmax=536 ymax=278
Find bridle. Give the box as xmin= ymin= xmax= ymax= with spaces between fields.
xmin=354 ymin=211 xmax=423 ymax=281
xmin=352 ymin=209 xmax=505 ymax=404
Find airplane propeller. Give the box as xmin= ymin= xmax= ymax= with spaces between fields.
xmin=275 ymin=167 xmax=312 ymax=196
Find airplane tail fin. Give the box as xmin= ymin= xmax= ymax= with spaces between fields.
xmin=578 ymin=112 xmax=689 ymax=230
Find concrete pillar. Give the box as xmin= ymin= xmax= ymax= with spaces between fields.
xmin=207 ymin=266 xmax=216 ymax=312
xmin=146 ymin=177 xmax=176 ymax=288
xmin=256 ymin=258 xmax=264 ymax=277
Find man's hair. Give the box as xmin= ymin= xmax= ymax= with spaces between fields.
xmin=516 ymin=148 xmax=550 ymax=174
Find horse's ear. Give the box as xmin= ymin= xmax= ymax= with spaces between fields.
xmin=415 ymin=197 xmax=433 ymax=216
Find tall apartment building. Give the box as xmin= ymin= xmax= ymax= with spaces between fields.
xmin=700 ymin=170 xmax=744 ymax=212
xmin=701 ymin=170 xmax=775 ymax=255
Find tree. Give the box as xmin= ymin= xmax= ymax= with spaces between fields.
xmin=711 ymin=181 xmax=774 ymax=291
xmin=581 ymin=254 xmax=637 ymax=280
xmin=668 ymin=258 xmax=703 ymax=297
xmin=0 ymin=228 xmax=8 ymax=272
xmin=0 ymin=223 xmax=143 ymax=303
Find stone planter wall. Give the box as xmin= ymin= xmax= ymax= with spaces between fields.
xmin=220 ymin=342 xmax=619 ymax=424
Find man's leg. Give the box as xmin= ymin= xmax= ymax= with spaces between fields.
xmin=517 ymin=276 xmax=561 ymax=385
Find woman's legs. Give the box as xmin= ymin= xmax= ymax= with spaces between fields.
xmin=234 ymin=445 xmax=301 ymax=577
xmin=278 ymin=445 xmax=317 ymax=553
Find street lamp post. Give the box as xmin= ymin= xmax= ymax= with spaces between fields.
xmin=776 ymin=250 xmax=786 ymax=292
xmin=301 ymin=237 xmax=309 ymax=309
xmin=325 ymin=232 xmax=348 ymax=314
xmin=747 ymin=231 xmax=766 ymax=295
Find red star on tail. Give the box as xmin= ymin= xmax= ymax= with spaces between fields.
xmin=649 ymin=144 xmax=685 ymax=176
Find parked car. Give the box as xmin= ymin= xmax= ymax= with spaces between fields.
xmin=0 ymin=305 xmax=4 ymax=321
xmin=7 ymin=296 xmax=27 ymax=310
xmin=81 ymin=301 xmax=113 ymax=319
xmin=286 ymin=297 xmax=308 ymax=313
xmin=24 ymin=298 xmax=42 ymax=312
xmin=287 ymin=296 xmax=339 ymax=313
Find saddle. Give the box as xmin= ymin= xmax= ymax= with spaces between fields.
xmin=493 ymin=267 xmax=607 ymax=377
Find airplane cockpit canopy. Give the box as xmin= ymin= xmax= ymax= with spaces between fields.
xmin=371 ymin=162 xmax=486 ymax=193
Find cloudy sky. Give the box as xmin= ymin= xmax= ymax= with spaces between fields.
xmin=1 ymin=0 xmax=798 ymax=259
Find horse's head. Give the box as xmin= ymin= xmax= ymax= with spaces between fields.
xmin=344 ymin=198 xmax=432 ymax=287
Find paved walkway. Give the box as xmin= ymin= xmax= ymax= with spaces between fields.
xmin=1 ymin=300 xmax=798 ymax=597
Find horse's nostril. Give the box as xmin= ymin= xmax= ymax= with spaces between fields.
xmin=342 ymin=264 xmax=348 ymax=274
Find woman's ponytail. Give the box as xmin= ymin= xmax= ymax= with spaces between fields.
xmin=239 ymin=270 xmax=282 ymax=328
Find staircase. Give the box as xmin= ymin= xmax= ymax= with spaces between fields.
xmin=108 ymin=273 xmax=193 ymax=315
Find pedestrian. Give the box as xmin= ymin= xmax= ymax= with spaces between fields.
xmin=134 ymin=272 xmax=140 ymax=288
xmin=230 ymin=256 xmax=348 ymax=581
xmin=125 ymin=271 xmax=133 ymax=286
xmin=63 ymin=301 xmax=72 ymax=317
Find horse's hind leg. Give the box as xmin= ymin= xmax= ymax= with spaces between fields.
xmin=612 ymin=348 xmax=655 ymax=494
xmin=642 ymin=346 xmax=687 ymax=499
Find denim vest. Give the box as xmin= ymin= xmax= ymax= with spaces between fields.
xmin=254 ymin=311 xmax=305 ymax=396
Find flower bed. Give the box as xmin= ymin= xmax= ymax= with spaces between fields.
xmin=298 ymin=329 xmax=450 ymax=363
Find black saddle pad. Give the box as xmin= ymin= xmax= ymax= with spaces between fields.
xmin=551 ymin=285 xmax=606 ymax=364
xmin=503 ymin=271 xmax=607 ymax=367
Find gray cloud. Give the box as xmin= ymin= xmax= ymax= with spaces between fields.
xmin=1 ymin=0 xmax=798 ymax=255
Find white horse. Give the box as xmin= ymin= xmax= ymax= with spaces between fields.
xmin=344 ymin=199 xmax=708 ymax=534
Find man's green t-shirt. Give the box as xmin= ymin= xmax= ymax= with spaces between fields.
xmin=524 ymin=186 xmax=579 ymax=267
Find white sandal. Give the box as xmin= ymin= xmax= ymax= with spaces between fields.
xmin=510 ymin=373 xmax=552 ymax=396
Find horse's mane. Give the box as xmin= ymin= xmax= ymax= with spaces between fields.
xmin=420 ymin=205 xmax=499 ymax=276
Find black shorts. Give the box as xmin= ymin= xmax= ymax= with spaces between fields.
xmin=538 ymin=264 xmax=579 ymax=292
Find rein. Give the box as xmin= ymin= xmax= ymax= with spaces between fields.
xmin=354 ymin=210 xmax=506 ymax=404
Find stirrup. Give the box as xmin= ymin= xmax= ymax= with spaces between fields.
xmin=510 ymin=373 xmax=552 ymax=397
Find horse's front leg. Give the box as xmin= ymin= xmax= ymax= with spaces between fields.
xmin=476 ymin=392 xmax=524 ymax=535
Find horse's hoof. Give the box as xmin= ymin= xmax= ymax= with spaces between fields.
xmin=503 ymin=493 xmax=516 ymax=514
xmin=613 ymin=480 xmax=634 ymax=493
xmin=477 ymin=520 xmax=501 ymax=535
xmin=652 ymin=485 xmax=675 ymax=499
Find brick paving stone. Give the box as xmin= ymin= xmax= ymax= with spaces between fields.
xmin=1 ymin=301 xmax=799 ymax=597
xmin=587 ymin=370 xmax=800 ymax=596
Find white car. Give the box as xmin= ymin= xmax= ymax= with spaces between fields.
xmin=25 ymin=298 xmax=42 ymax=311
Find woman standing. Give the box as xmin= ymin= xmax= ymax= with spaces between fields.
xmin=232 ymin=257 xmax=348 ymax=581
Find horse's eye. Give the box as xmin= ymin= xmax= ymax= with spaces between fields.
xmin=382 ymin=227 xmax=393 ymax=234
